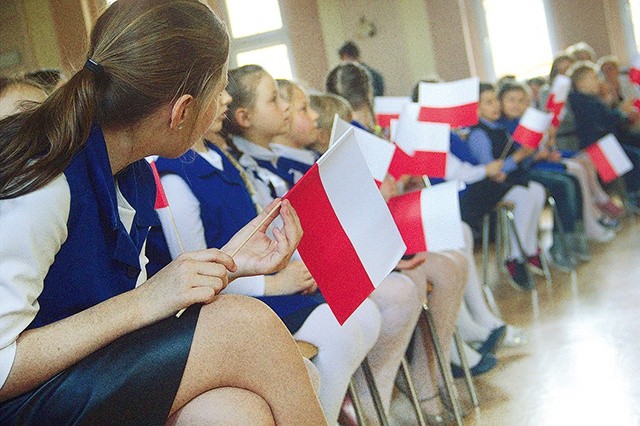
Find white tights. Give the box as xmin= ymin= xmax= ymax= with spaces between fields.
xmin=563 ymin=157 xmax=609 ymax=239
xmin=294 ymin=299 xmax=381 ymax=425
xmin=352 ymin=272 xmax=424 ymax=422
xmin=501 ymin=181 xmax=546 ymax=258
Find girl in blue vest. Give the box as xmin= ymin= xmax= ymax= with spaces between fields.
xmin=222 ymin=65 xmax=434 ymax=423
xmin=0 ymin=1 xmax=326 ymax=424
xmin=153 ymin=71 xmax=382 ymax=425
xmin=270 ymin=79 xmax=321 ymax=185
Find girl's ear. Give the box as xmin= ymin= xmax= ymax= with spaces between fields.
xmin=234 ymin=107 xmax=251 ymax=130
xmin=170 ymin=94 xmax=194 ymax=130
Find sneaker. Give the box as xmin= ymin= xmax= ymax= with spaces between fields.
xmin=526 ymin=251 xmax=545 ymax=276
xmin=549 ymin=244 xmax=577 ymax=272
xmin=505 ymin=259 xmax=535 ymax=290
xmin=597 ymin=200 xmax=625 ymax=219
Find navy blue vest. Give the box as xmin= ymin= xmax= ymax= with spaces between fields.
xmin=274 ymin=156 xmax=314 ymax=187
xmin=145 ymin=143 xmax=258 ymax=276
xmin=30 ymin=126 xmax=157 ymax=329
xmin=254 ymin=158 xmax=293 ymax=189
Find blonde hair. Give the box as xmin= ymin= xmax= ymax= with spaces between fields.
xmin=309 ymin=93 xmax=353 ymax=130
xmin=568 ymin=61 xmax=599 ymax=90
xmin=0 ymin=0 xmax=229 ymax=199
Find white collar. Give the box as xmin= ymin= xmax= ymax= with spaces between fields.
xmin=270 ymin=143 xmax=318 ymax=166
xmin=232 ymin=135 xmax=276 ymax=162
xmin=196 ymin=147 xmax=224 ymax=171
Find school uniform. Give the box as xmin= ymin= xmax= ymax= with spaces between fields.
xmin=269 ymin=143 xmax=318 ymax=186
xmin=0 ymin=126 xmax=197 ymax=425
xmin=145 ymin=142 xmax=324 ymax=334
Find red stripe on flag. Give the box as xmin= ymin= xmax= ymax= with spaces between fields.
xmin=387 ymin=191 xmax=427 ymax=254
xmin=387 ymin=146 xmax=447 ymax=179
xmin=284 ymin=164 xmax=376 ymax=324
xmin=149 ymin=161 xmax=169 ymax=209
xmin=376 ymin=113 xmax=400 ymax=128
xmin=512 ymin=126 xmax=544 ymax=149
xmin=585 ymin=143 xmax=618 ymax=183
xmin=630 ymin=67 xmax=640 ymax=85
xmin=410 ymin=151 xmax=447 ymax=178
xmin=634 ymin=98 xmax=640 ymax=113
xmin=418 ymin=102 xmax=478 ymax=128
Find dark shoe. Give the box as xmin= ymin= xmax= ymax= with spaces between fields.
xmin=451 ymin=352 xmax=497 ymax=378
xmin=568 ymin=232 xmax=591 ymax=261
xmin=599 ymin=216 xmax=620 ymax=231
xmin=477 ymin=325 xmax=507 ymax=355
xmin=549 ymin=243 xmax=577 ymax=272
xmin=505 ymin=259 xmax=535 ymax=290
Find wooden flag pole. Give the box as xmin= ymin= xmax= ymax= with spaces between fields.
xmin=499 ymin=136 xmax=516 ymax=161
xmin=175 ymin=200 xmax=282 ymax=318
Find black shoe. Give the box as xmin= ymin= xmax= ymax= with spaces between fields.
xmin=505 ymin=259 xmax=535 ymax=290
xmin=477 ymin=325 xmax=507 ymax=355
xmin=451 ymin=352 xmax=498 ymax=378
xmin=549 ymin=243 xmax=577 ymax=272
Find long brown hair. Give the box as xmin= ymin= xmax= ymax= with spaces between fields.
xmin=0 ymin=0 xmax=229 ymax=199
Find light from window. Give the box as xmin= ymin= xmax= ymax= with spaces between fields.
xmin=224 ymin=0 xmax=283 ymax=39
xmin=482 ymin=0 xmax=553 ymax=79
xmin=236 ymin=44 xmax=293 ymax=79
xmin=629 ymin=0 xmax=640 ymax=50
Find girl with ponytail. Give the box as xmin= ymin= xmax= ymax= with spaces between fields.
xmin=0 ymin=1 xmax=325 ymax=424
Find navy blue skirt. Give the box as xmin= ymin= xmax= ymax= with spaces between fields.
xmin=257 ymin=292 xmax=325 ymax=334
xmin=0 ymin=305 xmax=201 ymax=426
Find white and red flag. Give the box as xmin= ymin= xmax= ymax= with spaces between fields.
xmin=387 ymin=181 xmax=465 ymax=254
xmin=417 ymin=77 xmax=479 ymax=128
xmin=546 ymin=75 xmax=571 ymax=128
xmin=584 ymin=134 xmax=633 ymax=183
xmin=629 ymin=53 xmax=640 ymax=85
xmin=389 ymin=103 xmax=450 ymax=178
xmin=330 ymin=116 xmax=396 ymax=183
xmin=284 ymin=128 xmax=406 ymax=324
xmin=512 ymin=108 xmax=553 ymax=149
xmin=374 ymin=96 xmax=410 ymax=128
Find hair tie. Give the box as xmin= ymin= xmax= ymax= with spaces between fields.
xmin=84 ymin=58 xmax=103 ymax=75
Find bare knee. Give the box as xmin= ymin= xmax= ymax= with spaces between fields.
xmin=167 ymin=387 xmax=275 ymax=426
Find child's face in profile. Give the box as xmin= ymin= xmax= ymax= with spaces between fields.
xmin=576 ymin=69 xmax=601 ymax=96
xmin=288 ymin=86 xmax=319 ymax=148
xmin=478 ymin=90 xmax=501 ymax=122
xmin=250 ymin=74 xmax=290 ymax=138
xmin=501 ymin=89 xmax=529 ymax=119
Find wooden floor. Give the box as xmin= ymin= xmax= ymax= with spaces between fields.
xmin=391 ymin=216 xmax=640 ymax=425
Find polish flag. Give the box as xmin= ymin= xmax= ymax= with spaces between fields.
xmin=387 ymin=181 xmax=465 ymax=254
xmin=284 ymin=128 xmax=406 ymax=324
xmin=330 ymin=116 xmax=396 ymax=183
xmin=390 ymin=103 xmax=450 ymax=178
xmin=417 ymin=77 xmax=479 ymax=128
xmin=546 ymin=75 xmax=571 ymax=128
xmin=629 ymin=54 xmax=640 ymax=85
xmin=148 ymin=159 xmax=169 ymax=209
xmin=512 ymin=108 xmax=553 ymax=149
xmin=374 ymin=96 xmax=410 ymax=128
xmin=584 ymin=134 xmax=634 ymax=183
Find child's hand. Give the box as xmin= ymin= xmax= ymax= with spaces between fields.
xmin=485 ymin=159 xmax=504 ymax=179
xmin=265 ymin=260 xmax=317 ymax=295
xmin=395 ymin=252 xmax=426 ymax=271
xmin=379 ymin=175 xmax=399 ymax=202
xmin=548 ymin=149 xmax=562 ymax=163
xmin=224 ymin=199 xmax=302 ymax=279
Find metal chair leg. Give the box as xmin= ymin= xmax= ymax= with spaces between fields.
xmin=348 ymin=379 xmax=366 ymax=426
xmin=361 ymin=357 xmax=389 ymax=426
xmin=482 ymin=213 xmax=501 ymax=317
xmin=399 ymin=357 xmax=427 ymax=426
xmin=422 ymin=301 xmax=463 ymax=426
xmin=548 ymin=195 xmax=576 ymax=274
xmin=453 ymin=329 xmax=479 ymax=407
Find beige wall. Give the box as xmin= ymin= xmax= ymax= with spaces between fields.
xmin=0 ymin=0 xmax=634 ymax=87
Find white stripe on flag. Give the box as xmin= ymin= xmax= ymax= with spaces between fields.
xmin=396 ymin=103 xmax=450 ymax=154
xmin=318 ymin=129 xmax=406 ymax=285
xmin=390 ymin=119 xmax=399 ymax=141
xmin=520 ymin=107 xmax=553 ymax=132
xmin=329 ymin=114 xmax=353 ymax=148
xmin=599 ymin=134 xmax=633 ymax=176
xmin=549 ymin=75 xmax=571 ymax=104
xmin=418 ymin=77 xmax=479 ymax=107
xmin=420 ymin=181 xmax=465 ymax=252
